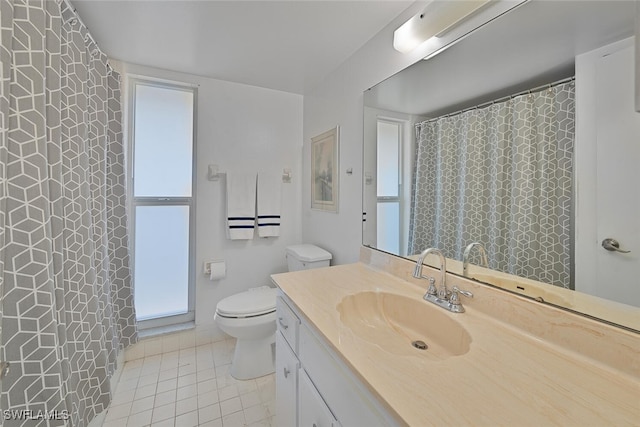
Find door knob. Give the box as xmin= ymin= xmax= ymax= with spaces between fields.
xmin=601 ymin=238 xmax=631 ymax=253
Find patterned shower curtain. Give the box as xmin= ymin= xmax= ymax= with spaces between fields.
xmin=0 ymin=1 xmax=137 ymax=425
xmin=408 ymin=80 xmax=574 ymax=288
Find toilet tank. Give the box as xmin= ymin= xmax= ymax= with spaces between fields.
xmin=286 ymin=244 xmax=332 ymax=271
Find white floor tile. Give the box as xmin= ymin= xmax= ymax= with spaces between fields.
xmin=157 ymin=378 xmax=178 ymax=394
xmin=138 ymin=372 xmax=160 ymax=387
xmin=199 ymin=419 xmax=223 ymax=427
xmin=151 ymin=402 xmax=175 ymax=424
xmin=220 ymin=397 xmax=242 ymax=417
xmin=214 ymin=364 xmax=231 ymax=378
xmin=104 ymin=402 xmax=132 ymax=422
xmin=240 ymin=391 xmax=261 ymax=409
xmin=158 ymin=367 xmax=179 ymax=382
xmin=198 ymin=403 xmax=222 ymax=424
xmin=174 ymin=409 xmax=199 ymax=427
xmin=177 ymin=373 xmax=197 ymax=389
xmin=124 ymin=358 xmax=144 ymax=369
xmin=217 ymin=384 xmax=239 ymax=402
xmin=197 ymin=379 xmax=217 ymax=394
xmin=161 ymin=350 xmax=180 ymax=361
xmin=103 ymin=417 xmax=129 ymax=427
xmin=126 ymin=409 xmax=152 ymax=427
xmin=243 ymin=404 xmax=269 ymax=425
xmin=117 ymin=377 xmax=139 ymax=392
xmin=106 ymin=338 xmax=272 ymax=427
xmin=140 ymin=362 xmax=162 ymax=376
xmin=179 ymin=363 xmax=197 ymax=376
xmin=197 ymin=390 xmax=219 ymax=408
xmin=197 ymin=368 xmax=216 ymax=382
xmin=134 ymin=383 xmax=157 ymax=400
xmin=154 ymin=389 xmax=177 ymax=408
xmin=120 ymin=366 xmax=142 ymax=382
xmin=236 ymin=379 xmax=257 ymax=395
xmin=176 ymin=396 xmax=198 ymax=416
xmin=150 ymin=418 xmax=174 ymax=427
xmin=111 ymin=388 xmax=136 ymax=406
xmin=176 ymin=384 xmax=198 ymax=401
xmin=130 ymin=395 xmax=155 ymax=415
xmin=221 ymin=411 xmax=245 ymax=427
xmin=246 ymin=417 xmax=271 ymax=427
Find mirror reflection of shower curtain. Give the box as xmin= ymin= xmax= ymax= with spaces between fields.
xmin=408 ymin=81 xmax=574 ymax=288
xmin=0 ymin=1 xmax=137 ymax=425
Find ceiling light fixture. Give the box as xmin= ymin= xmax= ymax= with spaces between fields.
xmin=393 ymin=0 xmax=493 ymax=53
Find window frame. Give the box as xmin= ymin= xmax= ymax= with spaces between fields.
xmin=376 ymin=119 xmax=403 ymax=253
xmin=127 ymin=77 xmax=198 ymax=330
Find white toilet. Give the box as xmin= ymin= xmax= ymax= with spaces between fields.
xmin=214 ymin=244 xmax=332 ymax=380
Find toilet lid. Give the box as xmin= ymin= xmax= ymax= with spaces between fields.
xmin=216 ymin=286 xmax=277 ymax=317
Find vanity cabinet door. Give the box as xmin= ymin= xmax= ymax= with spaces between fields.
xmin=276 ymin=332 xmax=299 ymax=427
xmin=299 ymin=368 xmax=339 ymax=427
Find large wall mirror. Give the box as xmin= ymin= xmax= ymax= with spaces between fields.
xmin=363 ymin=0 xmax=639 ymax=332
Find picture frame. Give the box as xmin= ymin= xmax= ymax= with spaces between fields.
xmin=311 ymin=126 xmax=339 ymax=212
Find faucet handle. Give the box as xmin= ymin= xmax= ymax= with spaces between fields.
xmin=426 ymin=277 xmax=437 ymax=296
xmin=450 ymin=286 xmax=473 ymax=304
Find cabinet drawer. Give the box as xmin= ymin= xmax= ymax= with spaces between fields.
xmin=276 ymin=296 xmax=300 ymax=352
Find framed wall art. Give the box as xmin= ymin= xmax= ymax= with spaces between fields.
xmin=311 ymin=127 xmax=339 ymax=212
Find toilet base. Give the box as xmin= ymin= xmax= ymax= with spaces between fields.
xmin=230 ymin=334 xmax=275 ymax=380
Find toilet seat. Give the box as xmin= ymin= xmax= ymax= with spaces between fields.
xmin=216 ymin=286 xmax=277 ymax=318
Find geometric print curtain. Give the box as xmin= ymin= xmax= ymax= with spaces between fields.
xmin=0 ymin=1 xmax=137 ymax=425
xmin=408 ymin=80 xmax=574 ymax=288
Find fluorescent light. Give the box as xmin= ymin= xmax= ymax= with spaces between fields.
xmin=393 ymin=0 xmax=492 ymax=53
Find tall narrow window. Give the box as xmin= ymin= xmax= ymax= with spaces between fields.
xmin=376 ymin=120 xmax=402 ymax=255
xmin=130 ymin=80 xmax=196 ymax=328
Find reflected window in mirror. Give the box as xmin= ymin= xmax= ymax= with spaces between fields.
xmin=376 ymin=119 xmax=411 ymax=256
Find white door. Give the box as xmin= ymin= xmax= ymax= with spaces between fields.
xmin=576 ymin=38 xmax=640 ymax=306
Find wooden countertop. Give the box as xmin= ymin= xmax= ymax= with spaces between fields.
xmin=272 ymin=262 xmax=640 ymax=427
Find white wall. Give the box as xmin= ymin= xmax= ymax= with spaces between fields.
xmin=119 ymin=62 xmax=303 ymax=338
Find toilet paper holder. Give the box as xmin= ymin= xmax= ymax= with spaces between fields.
xmin=204 ymin=260 xmax=226 ymax=280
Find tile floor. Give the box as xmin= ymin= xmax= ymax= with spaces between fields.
xmin=103 ymin=339 xmax=276 ymax=427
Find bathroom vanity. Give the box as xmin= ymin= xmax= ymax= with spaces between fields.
xmin=275 ymin=295 xmax=397 ymax=427
xmin=271 ymin=247 xmax=639 ymax=426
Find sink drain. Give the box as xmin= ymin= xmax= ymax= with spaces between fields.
xmin=412 ymin=340 xmax=428 ymax=350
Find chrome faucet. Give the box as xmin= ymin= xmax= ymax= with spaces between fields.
xmin=413 ymin=247 xmax=473 ymax=313
xmin=462 ymin=242 xmax=489 ymax=277
xmin=413 ymin=247 xmax=448 ymax=299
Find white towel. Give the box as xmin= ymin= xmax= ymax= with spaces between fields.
xmin=226 ymin=173 xmax=257 ymax=240
xmin=257 ymin=172 xmax=282 ymax=237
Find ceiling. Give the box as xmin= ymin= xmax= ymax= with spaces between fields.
xmin=73 ymin=0 xmax=413 ymax=95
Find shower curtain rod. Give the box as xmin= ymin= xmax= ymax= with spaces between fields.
xmin=416 ymin=75 xmax=575 ymax=127
xmin=59 ymin=0 xmax=114 ymax=74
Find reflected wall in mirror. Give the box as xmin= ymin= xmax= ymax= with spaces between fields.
xmin=363 ymin=0 xmax=639 ymax=331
